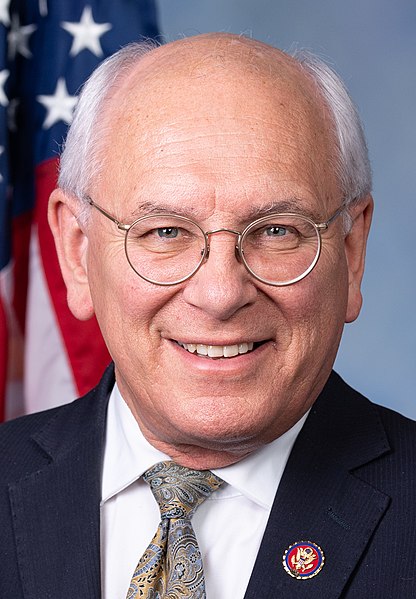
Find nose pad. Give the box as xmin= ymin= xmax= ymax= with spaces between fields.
xmin=201 ymin=244 xmax=243 ymax=264
xmin=202 ymin=241 xmax=243 ymax=267
xmin=204 ymin=228 xmax=243 ymax=260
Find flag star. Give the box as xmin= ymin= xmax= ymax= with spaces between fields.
xmin=0 ymin=0 xmax=11 ymax=27
xmin=38 ymin=0 xmax=48 ymax=17
xmin=37 ymin=78 xmax=78 ymax=129
xmin=8 ymin=13 xmax=37 ymax=59
xmin=61 ymin=5 xmax=112 ymax=57
xmin=0 ymin=70 xmax=9 ymax=106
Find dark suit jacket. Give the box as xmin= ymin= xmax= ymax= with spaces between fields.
xmin=1 ymin=366 xmax=415 ymax=598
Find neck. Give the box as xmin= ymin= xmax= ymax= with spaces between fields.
xmin=147 ymin=436 xmax=256 ymax=470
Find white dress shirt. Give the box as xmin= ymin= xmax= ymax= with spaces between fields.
xmin=101 ymin=384 xmax=307 ymax=599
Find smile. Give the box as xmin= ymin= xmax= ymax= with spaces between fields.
xmin=177 ymin=341 xmax=255 ymax=359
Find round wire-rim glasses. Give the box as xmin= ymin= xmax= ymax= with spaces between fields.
xmin=85 ymin=196 xmax=345 ymax=287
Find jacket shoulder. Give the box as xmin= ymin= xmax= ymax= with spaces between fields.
xmin=0 ymin=364 xmax=114 ymax=482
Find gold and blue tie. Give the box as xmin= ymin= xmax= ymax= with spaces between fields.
xmin=127 ymin=461 xmax=223 ymax=599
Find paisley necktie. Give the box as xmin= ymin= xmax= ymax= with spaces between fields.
xmin=126 ymin=460 xmax=223 ymax=599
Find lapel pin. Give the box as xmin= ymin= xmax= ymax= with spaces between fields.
xmin=282 ymin=541 xmax=325 ymax=579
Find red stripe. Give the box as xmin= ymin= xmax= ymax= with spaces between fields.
xmin=35 ymin=158 xmax=110 ymax=397
xmin=12 ymin=210 xmax=33 ymax=335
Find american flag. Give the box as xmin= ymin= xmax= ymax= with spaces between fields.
xmin=0 ymin=0 xmax=160 ymax=420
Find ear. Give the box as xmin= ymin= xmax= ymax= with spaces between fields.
xmin=48 ymin=189 xmax=95 ymax=321
xmin=344 ymin=194 xmax=374 ymax=323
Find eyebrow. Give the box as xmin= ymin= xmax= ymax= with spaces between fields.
xmin=128 ymin=197 xmax=319 ymax=223
xmin=246 ymin=199 xmax=318 ymax=220
xmin=129 ymin=201 xmax=201 ymax=220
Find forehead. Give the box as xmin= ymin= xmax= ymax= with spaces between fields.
xmin=96 ymin=37 xmax=339 ymax=218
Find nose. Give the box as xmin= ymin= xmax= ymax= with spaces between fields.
xmin=181 ymin=231 xmax=257 ymax=320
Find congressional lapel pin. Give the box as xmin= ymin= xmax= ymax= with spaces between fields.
xmin=282 ymin=541 xmax=325 ymax=579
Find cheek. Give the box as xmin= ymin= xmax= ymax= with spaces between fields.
xmin=272 ymin=247 xmax=349 ymax=345
xmin=305 ymin=250 xmax=349 ymax=342
xmin=88 ymin=249 xmax=177 ymax=356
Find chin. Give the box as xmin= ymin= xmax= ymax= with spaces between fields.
xmin=166 ymin=414 xmax=267 ymax=451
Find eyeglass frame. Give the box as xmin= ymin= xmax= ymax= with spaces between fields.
xmin=84 ymin=195 xmax=345 ymax=287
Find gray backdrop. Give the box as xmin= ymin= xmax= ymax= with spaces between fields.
xmin=158 ymin=0 xmax=416 ymax=418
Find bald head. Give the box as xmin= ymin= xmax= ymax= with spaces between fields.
xmin=106 ymin=33 xmax=331 ymax=141
xmin=123 ymin=32 xmax=306 ymax=82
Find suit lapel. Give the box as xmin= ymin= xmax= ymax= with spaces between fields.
xmin=8 ymin=366 xmax=114 ymax=599
xmin=244 ymin=372 xmax=391 ymax=599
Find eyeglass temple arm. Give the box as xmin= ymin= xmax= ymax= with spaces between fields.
xmin=85 ymin=196 xmax=130 ymax=231
xmin=316 ymin=204 xmax=346 ymax=232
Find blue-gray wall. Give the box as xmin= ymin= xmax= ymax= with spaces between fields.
xmin=158 ymin=0 xmax=416 ymax=418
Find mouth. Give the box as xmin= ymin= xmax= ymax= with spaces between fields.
xmin=175 ymin=340 xmax=267 ymax=359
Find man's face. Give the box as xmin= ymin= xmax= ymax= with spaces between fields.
xmin=69 ymin=42 xmax=371 ymax=467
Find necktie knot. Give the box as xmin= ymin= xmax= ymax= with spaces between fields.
xmin=143 ymin=460 xmax=223 ymax=520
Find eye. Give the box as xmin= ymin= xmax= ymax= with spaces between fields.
xmin=265 ymin=225 xmax=288 ymax=237
xmin=157 ymin=227 xmax=179 ymax=239
xmin=244 ymin=220 xmax=303 ymax=251
xmin=256 ymin=223 xmax=299 ymax=240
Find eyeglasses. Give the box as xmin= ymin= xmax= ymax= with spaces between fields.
xmin=85 ymin=196 xmax=344 ymax=286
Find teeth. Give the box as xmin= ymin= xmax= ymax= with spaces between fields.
xmin=223 ymin=345 xmax=239 ymax=357
xmin=179 ymin=341 xmax=254 ymax=358
xmin=208 ymin=345 xmax=224 ymax=358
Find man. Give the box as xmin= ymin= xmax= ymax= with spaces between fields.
xmin=1 ymin=33 xmax=415 ymax=598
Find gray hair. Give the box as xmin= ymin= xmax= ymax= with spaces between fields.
xmin=58 ymin=37 xmax=372 ymax=225
xmin=58 ymin=39 xmax=159 ymax=214
xmin=292 ymin=49 xmax=372 ymax=206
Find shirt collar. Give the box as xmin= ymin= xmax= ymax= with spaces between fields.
xmin=101 ymin=384 xmax=170 ymax=502
xmin=211 ymin=411 xmax=307 ymax=509
xmin=102 ymin=383 xmax=308 ymax=509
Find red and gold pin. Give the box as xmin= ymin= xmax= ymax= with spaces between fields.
xmin=282 ymin=541 xmax=325 ymax=579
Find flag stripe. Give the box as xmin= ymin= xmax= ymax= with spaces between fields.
xmin=25 ymin=227 xmax=77 ymax=413
xmin=35 ymin=158 xmax=111 ymax=397
xmin=11 ymin=210 xmax=32 ymax=334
